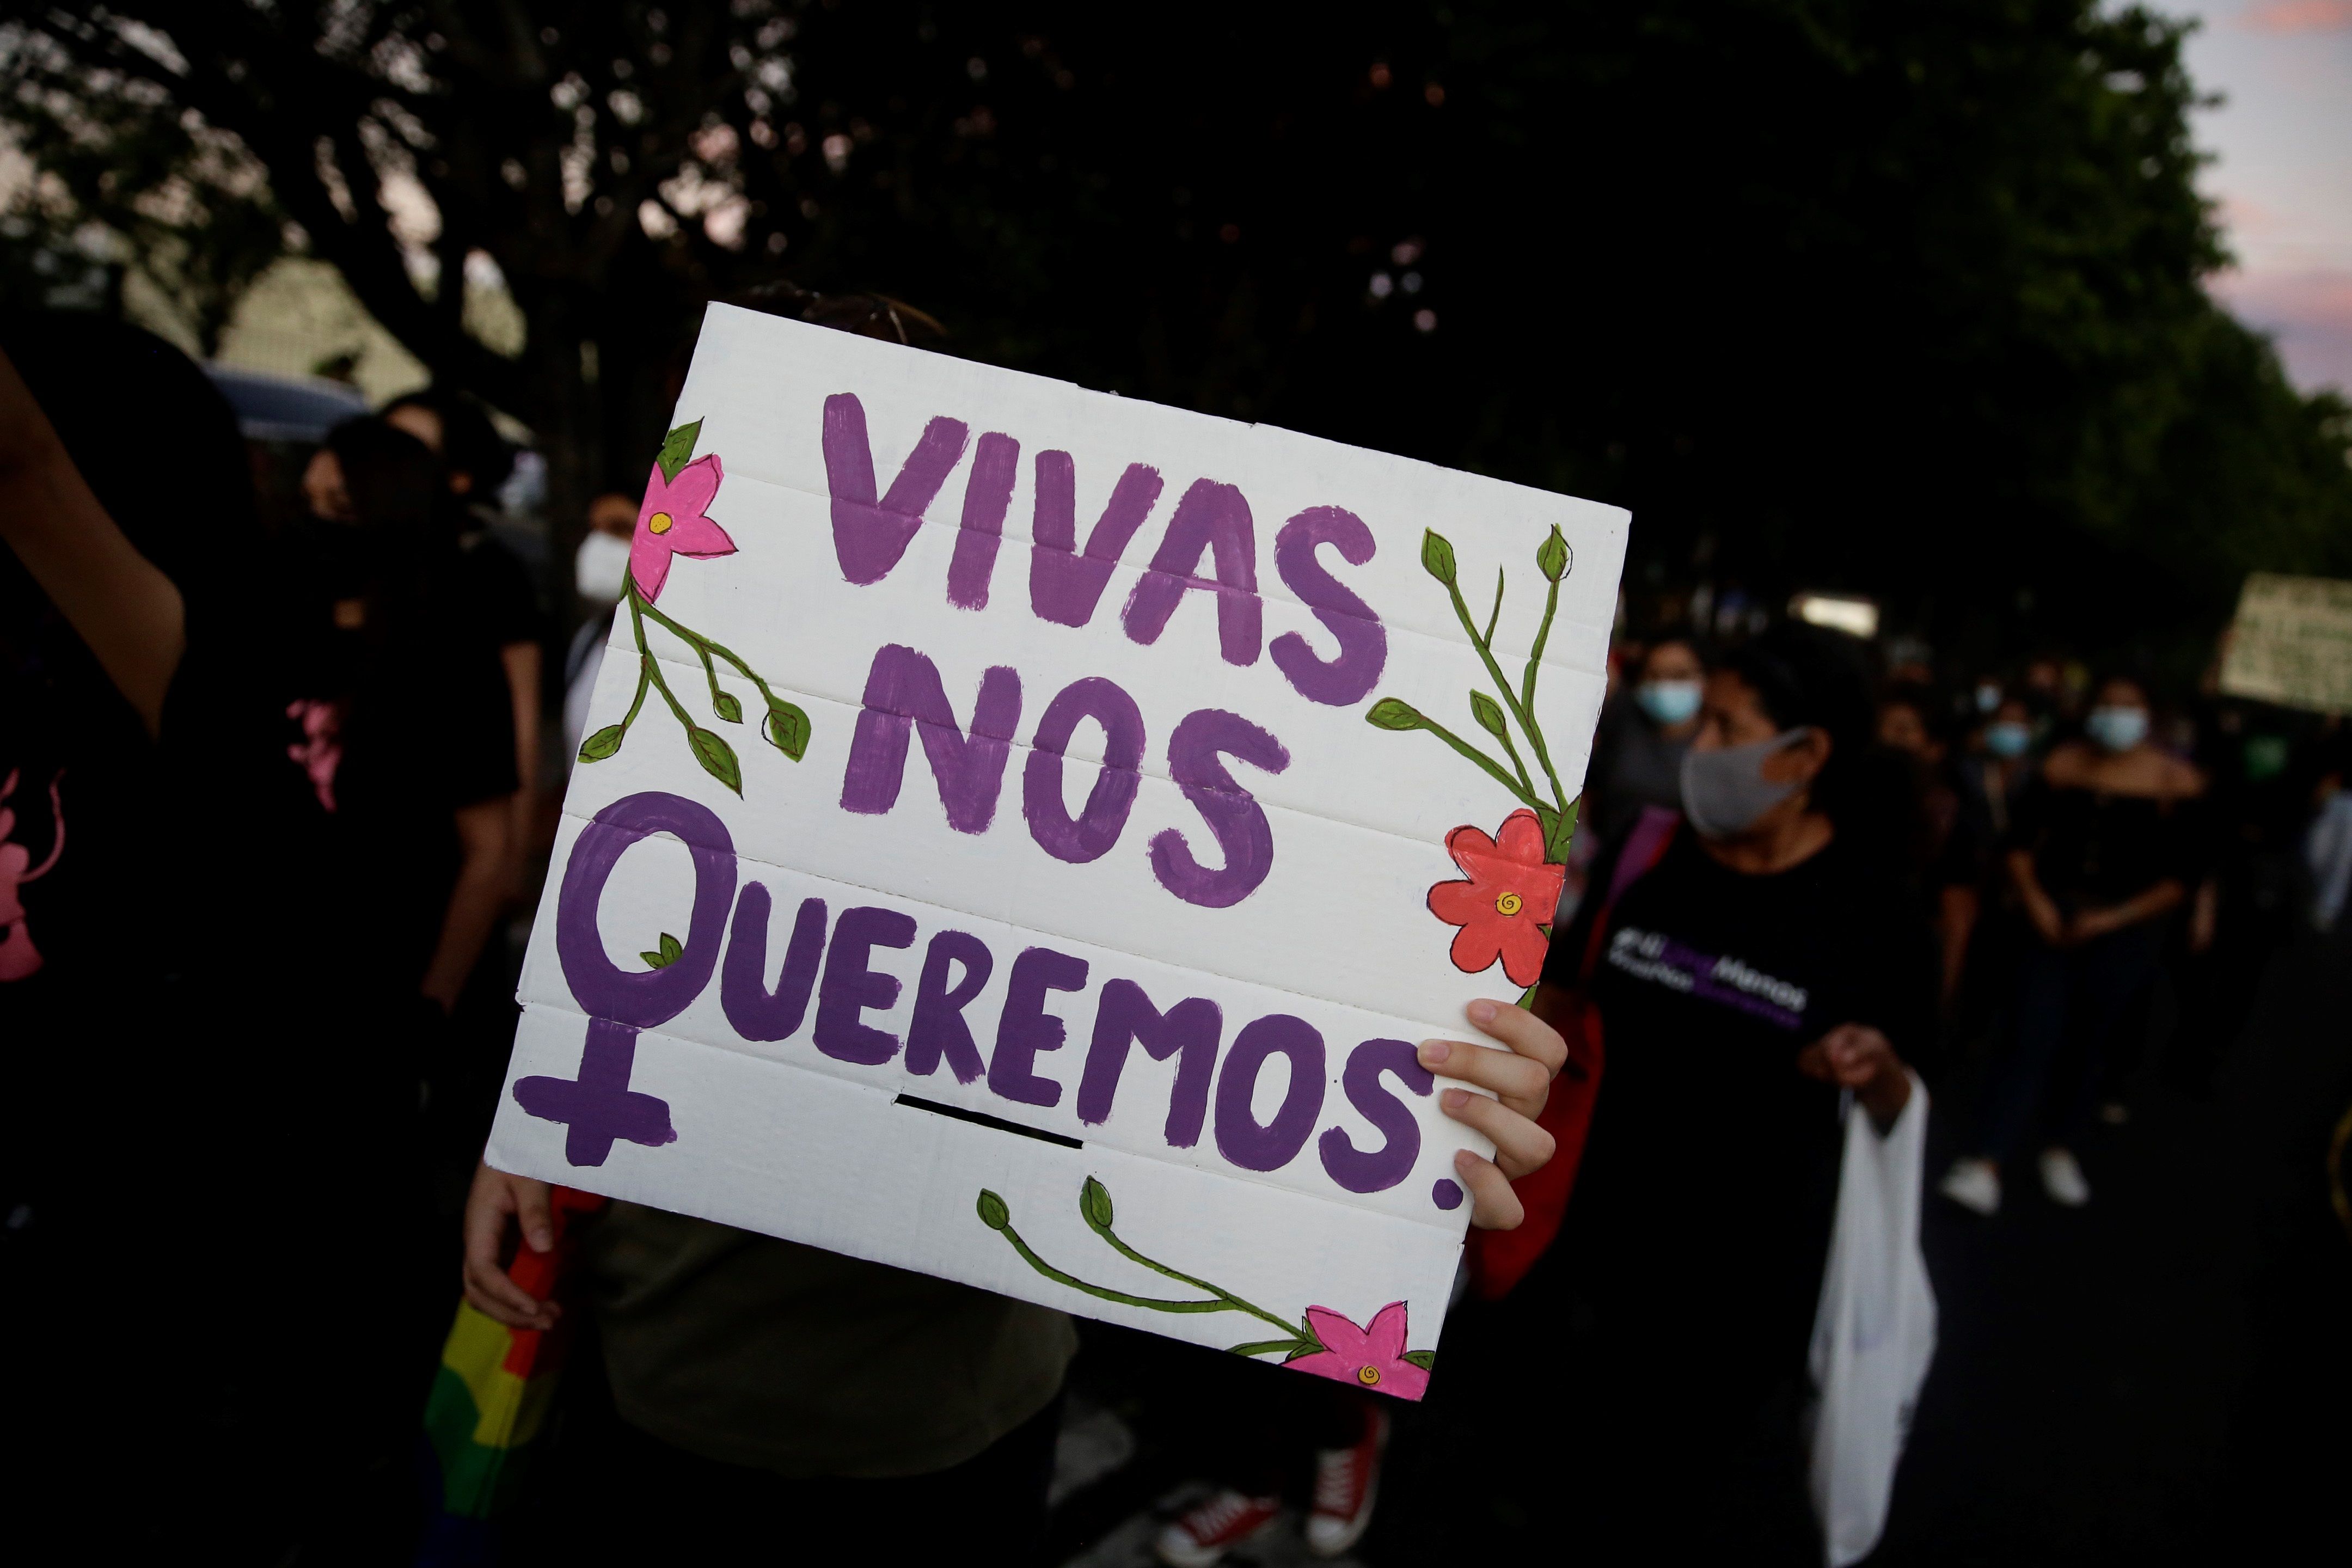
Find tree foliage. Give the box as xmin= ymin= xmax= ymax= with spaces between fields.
xmin=1 ymin=20 xmax=287 ymax=354
xmin=4 ymin=1 xmax=2345 ymax=654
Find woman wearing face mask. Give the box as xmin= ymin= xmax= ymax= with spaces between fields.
xmin=1939 ymin=676 xmax=2204 ymax=1216
xmin=1527 ymin=623 xmax=1935 ymax=1562
xmin=1587 ymin=636 xmax=1707 ymax=848
xmin=1934 ymin=693 xmax=2039 ymax=1021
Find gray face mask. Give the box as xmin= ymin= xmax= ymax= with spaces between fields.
xmin=1680 ymin=729 xmax=1811 ymax=839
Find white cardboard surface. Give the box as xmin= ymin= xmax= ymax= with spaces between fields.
xmin=489 ymin=307 xmax=1629 ymax=1397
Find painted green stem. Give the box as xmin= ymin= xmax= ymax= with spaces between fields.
xmin=1521 ymin=573 xmax=1562 ymax=714
xmin=1421 ymin=715 xmax=1547 ymax=814
xmin=1083 ymin=1216 xmax=1306 ymax=1338
xmin=1491 ymin=718 xmax=1537 ymax=802
xmin=1226 ymin=1336 xmax=1314 ymax=1358
xmin=1445 ymin=574 xmax=1571 ymax=817
xmin=619 ymin=654 xmax=652 ymax=734
xmin=628 ymin=592 xmax=696 ymax=730
xmin=1518 ymin=574 xmax=1568 ymax=808
xmin=636 ymin=589 xmax=791 ymax=713
xmin=994 ymin=1224 xmax=1235 ymax=1314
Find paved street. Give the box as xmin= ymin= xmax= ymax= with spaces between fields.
xmin=1046 ymin=928 xmax=2352 ymax=1565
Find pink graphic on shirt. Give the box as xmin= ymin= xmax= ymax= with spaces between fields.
xmin=286 ymin=699 xmax=342 ymax=812
xmin=0 ymin=767 xmax=65 ymax=982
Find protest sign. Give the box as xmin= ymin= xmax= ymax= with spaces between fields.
xmin=487 ymin=305 xmax=1627 ymax=1396
xmin=2219 ymin=572 xmax=2352 ymax=716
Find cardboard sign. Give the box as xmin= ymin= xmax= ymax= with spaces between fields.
xmin=2220 ymin=572 xmax=2352 ymax=716
xmin=488 ymin=305 xmax=1627 ymax=1397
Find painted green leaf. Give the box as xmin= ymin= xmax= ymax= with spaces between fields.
xmin=1469 ymin=690 xmax=1508 ymax=739
xmin=976 ymin=1190 xmax=1010 ymax=1232
xmin=1283 ymin=1340 xmax=1325 ymax=1362
xmin=640 ymin=931 xmax=683 ymax=969
xmin=688 ymin=725 xmax=743 ymax=795
xmin=712 ymin=690 xmax=743 ymax=724
xmin=655 ymin=419 xmax=703 ymax=485
xmin=578 ymin=724 xmax=626 ymax=762
xmin=1365 ymin=697 xmax=1425 ymax=731
xmin=1546 ymin=799 xmax=1581 ymax=862
xmin=1227 ymin=1338 xmax=1309 ymax=1359
xmin=1420 ymin=528 xmax=1457 ymax=586
xmin=1080 ymin=1175 xmax=1114 ymax=1232
xmin=1400 ymin=1349 xmax=1437 ymax=1370
xmin=764 ymin=700 xmax=811 ymax=761
xmin=1537 ymin=525 xmax=1571 ymax=583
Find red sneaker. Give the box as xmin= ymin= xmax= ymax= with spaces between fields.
xmin=1154 ymin=1489 xmax=1282 ymax=1567
xmin=1306 ymin=1405 xmax=1391 ymax=1557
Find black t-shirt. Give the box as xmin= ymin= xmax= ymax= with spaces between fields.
xmin=455 ymin=526 xmax=544 ymax=652
xmin=2006 ymin=776 xmax=2205 ymax=911
xmin=282 ymin=522 xmax=519 ymax=993
xmin=1543 ymin=825 xmax=1937 ymax=1388
xmin=0 ymin=560 xmax=341 ymax=1204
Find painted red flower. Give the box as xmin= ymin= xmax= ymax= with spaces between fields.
xmin=1427 ymin=808 xmax=1565 ymax=987
xmin=1287 ymin=1302 xmax=1430 ymax=1400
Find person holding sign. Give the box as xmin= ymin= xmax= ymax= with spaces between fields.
xmin=1532 ymin=624 xmax=1937 ymax=1563
xmin=447 ymin=286 xmax=1579 ymax=1559
xmin=461 ymin=996 xmax=1564 ymax=1557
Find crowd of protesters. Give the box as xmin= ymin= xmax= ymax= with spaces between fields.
xmin=4 ymin=299 xmax=2348 ymax=1565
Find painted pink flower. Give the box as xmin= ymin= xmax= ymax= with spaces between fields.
xmin=631 ymin=453 xmax=735 ymax=602
xmin=1426 ymin=807 xmax=1565 ymax=987
xmin=1288 ymin=1302 xmax=1430 ymax=1399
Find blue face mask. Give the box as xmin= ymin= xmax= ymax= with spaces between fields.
xmin=1984 ymin=720 xmax=2031 ymax=759
xmin=1636 ymin=679 xmax=1702 ymax=727
xmin=2085 ymin=705 xmax=2149 ymax=753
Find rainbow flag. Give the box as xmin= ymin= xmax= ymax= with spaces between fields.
xmin=416 ymin=1187 xmax=602 ymax=1564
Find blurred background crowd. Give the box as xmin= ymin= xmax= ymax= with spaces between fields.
xmin=2 ymin=3 xmax=2348 ymax=1565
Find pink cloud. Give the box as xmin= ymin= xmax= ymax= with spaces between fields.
xmin=2239 ymin=0 xmax=2352 ymax=33
xmin=2213 ymin=268 xmax=2352 ymax=393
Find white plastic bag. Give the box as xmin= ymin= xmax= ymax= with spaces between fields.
xmin=2306 ymin=789 xmax=2352 ymax=931
xmin=1807 ymin=1073 xmax=1937 ymax=1567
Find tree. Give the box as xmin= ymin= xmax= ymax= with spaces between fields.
xmin=7 ymin=1 xmax=2345 ymax=661
xmin=1 ymin=21 xmax=287 ymax=354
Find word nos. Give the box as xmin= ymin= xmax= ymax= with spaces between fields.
xmin=824 ymin=394 xmax=1387 ymax=910
xmin=522 ymin=792 xmax=1460 ymax=1209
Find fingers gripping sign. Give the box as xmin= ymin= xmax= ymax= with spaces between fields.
xmin=1416 ymin=997 xmax=1570 ymax=1232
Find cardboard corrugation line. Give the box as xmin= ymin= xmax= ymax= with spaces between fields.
xmin=668 ymin=464 xmax=1620 ymax=679
xmin=491 ymin=1012 xmax=1465 ymax=1389
xmin=506 ymin=998 xmax=1480 ymax=1238
xmin=520 ymin=788 xmax=1506 ymax=1087
xmin=599 ymin=634 xmax=1600 ymax=863
xmin=501 ymin=308 xmax=1624 ymax=1375
xmin=670 ymin=306 xmax=1627 ymax=657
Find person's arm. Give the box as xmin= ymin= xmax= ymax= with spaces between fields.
xmin=2007 ymin=847 xmax=2067 ymax=946
xmin=2189 ymin=875 xmax=2218 ymax=954
xmin=1937 ymin=883 xmax=1979 ymax=1007
xmin=0 ymin=346 xmax=185 ymax=736
xmin=2067 ymin=878 xmax=2185 ymax=942
xmin=421 ymin=796 xmax=513 ymax=1013
xmin=500 ymin=639 xmax=542 ymax=880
